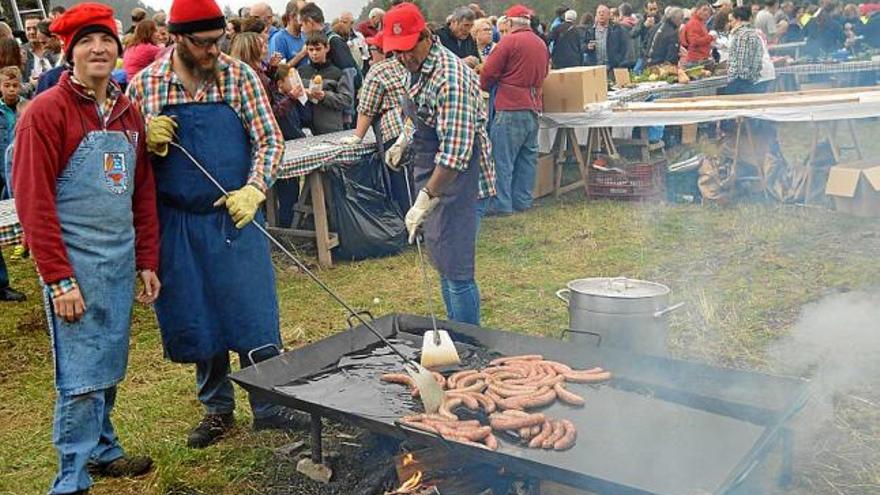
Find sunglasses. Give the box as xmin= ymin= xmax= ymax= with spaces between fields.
xmin=184 ymin=33 xmax=226 ymax=48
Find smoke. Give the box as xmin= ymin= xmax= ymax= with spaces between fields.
xmin=767 ymin=290 xmax=880 ymax=492
xmin=769 ymin=290 xmax=880 ymax=416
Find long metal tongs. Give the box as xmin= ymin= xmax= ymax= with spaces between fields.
xmin=169 ymin=141 xmax=445 ymax=414
xmin=400 ymin=165 xmax=462 ymax=369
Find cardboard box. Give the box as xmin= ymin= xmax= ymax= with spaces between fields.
xmin=533 ymin=154 xmax=556 ymax=198
xmin=542 ymin=66 xmax=607 ymax=113
xmin=681 ymin=124 xmax=698 ymax=144
xmin=825 ymin=161 xmax=880 ymax=217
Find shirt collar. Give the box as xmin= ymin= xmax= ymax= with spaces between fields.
xmin=69 ymin=72 xmax=121 ymax=101
xmin=420 ymin=38 xmax=442 ymax=78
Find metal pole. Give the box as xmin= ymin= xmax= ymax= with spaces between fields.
xmin=310 ymin=413 xmax=323 ymax=463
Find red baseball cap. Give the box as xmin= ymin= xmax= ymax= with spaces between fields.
xmin=381 ymin=2 xmax=426 ymax=53
xmin=505 ymin=4 xmax=534 ymax=19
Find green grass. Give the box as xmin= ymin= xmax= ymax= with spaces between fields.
xmin=2 ymin=123 xmax=880 ymax=494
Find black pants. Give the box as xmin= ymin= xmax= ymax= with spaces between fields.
xmin=274 ymin=178 xmax=301 ymax=228
xmin=0 ymin=250 xmax=8 ymax=289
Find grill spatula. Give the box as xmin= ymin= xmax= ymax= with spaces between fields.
xmin=169 ymin=142 xmax=446 ymax=414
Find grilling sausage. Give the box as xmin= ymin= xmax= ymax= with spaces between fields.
xmin=564 ymin=370 xmax=612 ymax=383
xmin=542 ymin=420 xmax=566 ymax=449
xmin=553 ymin=383 xmax=586 ymax=406
xmin=488 ymin=354 xmax=544 ymax=366
xmin=439 ymin=397 xmax=464 ymax=420
xmin=553 ymin=419 xmax=577 ymax=450
xmin=489 ymin=412 xmax=545 ymax=430
xmin=381 ymin=373 xmax=415 ymax=386
xmin=528 ymin=420 xmax=553 ymax=448
xmin=484 ymin=433 xmax=499 ymax=450
xmin=448 ymin=369 xmax=478 ymax=389
xmin=445 ymin=391 xmax=480 ymax=410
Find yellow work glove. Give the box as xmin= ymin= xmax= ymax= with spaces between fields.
xmin=213 ymin=184 xmax=266 ymax=229
xmin=146 ymin=115 xmax=177 ymax=157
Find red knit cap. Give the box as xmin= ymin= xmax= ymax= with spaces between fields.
xmin=49 ymin=3 xmax=122 ymax=60
xmin=168 ymin=0 xmax=226 ymax=34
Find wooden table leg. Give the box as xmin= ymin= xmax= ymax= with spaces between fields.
xmin=265 ymin=186 xmax=279 ymax=227
xmin=846 ymin=118 xmax=864 ymax=160
xmin=309 ymin=170 xmax=333 ymax=268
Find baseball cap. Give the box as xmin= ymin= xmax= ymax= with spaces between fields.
xmin=382 ymin=2 xmax=426 ymax=53
xmin=505 ymin=4 xmax=534 ymax=19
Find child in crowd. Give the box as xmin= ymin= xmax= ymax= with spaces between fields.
xmin=297 ymin=32 xmax=353 ymax=136
xmin=268 ymin=63 xmax=311 ymax=228
xmin=0 ymin=66 xmax=28 ymax=199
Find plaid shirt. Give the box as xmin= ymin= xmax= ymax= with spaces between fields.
xmin=357 ymin=57 xmax=408 ymax=144
xmin=48 ymin=76 xmax=124 ymax=297
xmin=125 ymin=50 xmax=284 ymax=192
xmin=70 ymin=74 xmax=122 ymax=128
xmin=410 ymin=41 xmax=496 ymax=198
xmin=728 ymin=24 xmax=764 ymax=83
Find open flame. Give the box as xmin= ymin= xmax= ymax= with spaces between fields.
xmin=398 ymin=470 xmax=423 ymax=492
xmin=402 ymin=452 xmax=415 ymax=467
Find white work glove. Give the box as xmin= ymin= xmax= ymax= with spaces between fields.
xmin=405 ymin=188 xmax=440 ymax=244
xmin=339 ymin=135 xmax=362 ymax=145
xmin=385 ymin=118 xmax=415 ymax=171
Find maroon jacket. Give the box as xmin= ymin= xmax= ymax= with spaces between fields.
xmin=13 ymin=71 xmax=159 ymax=285
xmin=480 ymin=26 xmax=550 ymax=113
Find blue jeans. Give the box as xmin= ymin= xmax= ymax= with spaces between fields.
xmin=489 ymin=110 xmax=539 ymax=214
xmin=51 ymin=387 xmax=124 ymax=494
xmin=440 ymin=278 xmax=480 ymax=326
xmin=196 ymin=348 xmax=280 ymax=420
xmin=0 ymin=250 xmax=8 ymax=288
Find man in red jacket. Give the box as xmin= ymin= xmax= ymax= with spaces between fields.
xmin=13 ymin=4 xmax=160 ymax=494
xmin=681 ymin=3 xmax=716 ymax=66
xmin=479 ymin=4 xmax=549 ymax=215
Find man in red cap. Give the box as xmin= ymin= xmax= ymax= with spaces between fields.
xmin=126 ymin=0 xmax=302 ymax=450
xmin=382 ymin=3 xmax=495 ymax=326
xmin=480 ymin=5 xmax=549 ymax=215
xmin=13 ymin=3 xmax=160 ymax=494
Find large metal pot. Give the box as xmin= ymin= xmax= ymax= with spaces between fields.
xmin=556 ymin=277 xmax=684 ymax=356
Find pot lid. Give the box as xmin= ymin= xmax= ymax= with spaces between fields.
xmin=567 ymin=277 xmax=670 ymax=299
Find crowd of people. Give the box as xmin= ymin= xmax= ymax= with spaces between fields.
xmin=0 ymin=1 xmax=879 ymax=494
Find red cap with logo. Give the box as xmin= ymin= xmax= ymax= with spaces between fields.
xmin=381 ymin=2 xmax=426 ymax=53
xmin=505 ymin=4 xmax=535 ymax=19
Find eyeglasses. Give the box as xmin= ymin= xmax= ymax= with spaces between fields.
xmin=184 ymin=33 xmax=226 ymax=48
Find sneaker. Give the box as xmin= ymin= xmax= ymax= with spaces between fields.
xmin=0 ymin=287 xmax=26 ymax=302
xmin=253 ymin=407 xmax=311 ymax=432
xmin=88 ymin=455 xmax=153 ymax=478
xmin=186 ymin=412 xmax=235 ymax=448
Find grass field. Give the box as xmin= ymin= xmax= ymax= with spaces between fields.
xmin=2 ymin=124 xmax=880 ymax=494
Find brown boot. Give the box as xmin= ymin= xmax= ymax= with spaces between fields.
xmin=186 ymin=412 xmax=235 ymax=448
xmin=88 ymin=455 xmax=153 ymax=477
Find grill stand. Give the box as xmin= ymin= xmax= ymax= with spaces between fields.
xmin=311 ymin=413 xmax=323 ymax=463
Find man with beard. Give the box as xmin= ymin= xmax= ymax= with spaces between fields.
xmin=126 ymin=0 xmax=300 ymax=449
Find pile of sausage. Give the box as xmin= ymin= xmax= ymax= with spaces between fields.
xmin=380 ymin=354 xmax=611 ymax=452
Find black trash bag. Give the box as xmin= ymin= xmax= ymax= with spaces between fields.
xmin=328 ymin=153 xmax=407 ymax=261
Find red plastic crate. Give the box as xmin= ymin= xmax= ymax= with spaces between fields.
xmin=588 ymin=159 xmax=667 ymax=200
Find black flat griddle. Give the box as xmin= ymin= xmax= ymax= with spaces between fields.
xmin=230 ymin=314 xmax=808 ymax=495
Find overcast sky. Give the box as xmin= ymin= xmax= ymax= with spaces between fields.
xmin=141 ymin=0 xmax=368 ymax=22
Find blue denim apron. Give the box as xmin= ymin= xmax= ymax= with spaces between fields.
xmin=401 ymin=95 xmax=480 ymax=281
xmin=152 ymin=102 xmax=280 ymax=363
xmin=46 ymin=130 xmax=136 ymax=395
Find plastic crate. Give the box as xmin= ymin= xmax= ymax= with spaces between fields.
xmin=666 ymin=169 xmax=702 ymax=204
xmin=588 ymin=159 xmax=666 ymax=200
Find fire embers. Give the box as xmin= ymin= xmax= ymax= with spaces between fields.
xmin=384 ymin=354 xmax=612 ymax=452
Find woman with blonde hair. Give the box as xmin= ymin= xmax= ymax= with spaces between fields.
xmin=473 ymin=17 xmax=496 ymax=62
